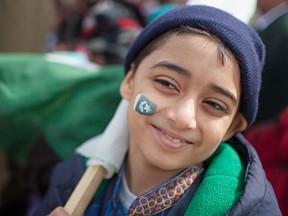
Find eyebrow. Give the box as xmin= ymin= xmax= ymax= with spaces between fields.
xmin=150 ymin=61 xmax=192 ymax=78
xmin=209 ymin=83 xmax=237 ymax=105
xmin=151 ymin=61 xmax=237 ymax=104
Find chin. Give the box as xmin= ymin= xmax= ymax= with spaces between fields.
xmin=146 ymin=155 xmax=189 ymax=173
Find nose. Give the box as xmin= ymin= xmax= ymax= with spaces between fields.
xmin=166 ymin=98 xmax=197 ymax=129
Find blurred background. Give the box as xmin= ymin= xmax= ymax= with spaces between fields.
xmin=0 ymin=0 xmax=54 ymax=52
xmin=0 ymin=0 xmax=257 ymax=53
xmin=0 ymin=0 xmax=287 ymax=215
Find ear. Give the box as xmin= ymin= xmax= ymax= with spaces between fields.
xmin=222 ymin=112 xmax=248 ymax=141
xmin=120 ymin=65 xmax=135 ymax=101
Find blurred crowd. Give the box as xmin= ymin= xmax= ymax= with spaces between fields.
xmin=43 ymin=0 xmax=189 ymax=66
xmin=44 ymin=0 xmax=144 ymax=65
xmin=0 ymin=0 xmax=287 ymax=215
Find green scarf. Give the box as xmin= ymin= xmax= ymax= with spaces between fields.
xmin=185 ymin=143 xmax=245 ymax=215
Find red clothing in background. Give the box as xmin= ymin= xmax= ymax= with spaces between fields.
xmin=245 ymin=107 xmax=288 ymax=216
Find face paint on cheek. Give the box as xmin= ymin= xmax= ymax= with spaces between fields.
xmin=133 ymin=93 xmax=157 ymax=116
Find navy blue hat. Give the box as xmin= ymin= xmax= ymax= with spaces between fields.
xmin=124 ymin=5 xmax=265 ymax=128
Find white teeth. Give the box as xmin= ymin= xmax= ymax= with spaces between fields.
xmin=162 ymin=130 xmax=182 ymax=143
xmin=172 ymin=138 xmax=181 ymax=143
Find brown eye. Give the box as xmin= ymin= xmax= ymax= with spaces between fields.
xmin=155 ymin=78 xmax=179 ymax=92
xmin=203 ymin=100 xmax=228 ymax=113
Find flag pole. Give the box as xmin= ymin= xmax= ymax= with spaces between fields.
xmin=64 ymin=165 xmax=106 ymax=216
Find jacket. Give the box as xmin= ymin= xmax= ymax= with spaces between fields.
xmin=34 ymin=133 xmax=281 ymax=216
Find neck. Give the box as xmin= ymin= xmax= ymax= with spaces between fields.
xmin=125 ymin=149 xmax=181 ymax=196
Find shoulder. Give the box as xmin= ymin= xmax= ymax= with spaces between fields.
xmin=277 ymin=11 xmax=288 ymax=28
xmin=262 ymin=11 xmax=288 ymax=36
xmin=33 ymin=155 xmax=86 ymax=216
xmin=50 ymin=154 xmax=86 ymax=187
xmin=227 ymin=133 xmax=282 ymax=216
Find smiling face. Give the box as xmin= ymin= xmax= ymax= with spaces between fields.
xmin=121 ymin=31 xmax=247 ymax=175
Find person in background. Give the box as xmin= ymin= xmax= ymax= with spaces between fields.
xmin=244 ymin=2 xmax=288 ymax=215
xmin=245 ymin=106 xmax=288 ymax=215
xmin=46 ymin=0 xmax=144 ymax=66
xmin=80 ymin=0 xmax=144 ymax=65
xmin=253 ymin=0 xmax=288 ymax=123
xmin=45 ymin=0 xmax=90 ymax=53
xmin=125 ymin=0 xmax=160 ymax=23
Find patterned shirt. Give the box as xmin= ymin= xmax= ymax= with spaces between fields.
xmin=85 ymin=163 xmax=204 ymax=216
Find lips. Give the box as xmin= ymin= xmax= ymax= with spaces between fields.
xmin=152 ymin=125 xmax=193 ymax=149
xmin=161 ymin=129 xmax=185 ymax=144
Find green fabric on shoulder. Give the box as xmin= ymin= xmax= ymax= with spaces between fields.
xmin=185 ymin=143 xmax=245 ymax=216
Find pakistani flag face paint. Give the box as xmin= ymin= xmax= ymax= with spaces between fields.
xmin=133 ymin=94 xmax=157 ymax=116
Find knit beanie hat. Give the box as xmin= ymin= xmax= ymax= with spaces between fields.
xmin=124 ymin=5 xmax=265 ymax=128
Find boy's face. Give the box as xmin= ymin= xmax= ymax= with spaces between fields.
xmin=121 ymin=33 xmax=247 ymax=173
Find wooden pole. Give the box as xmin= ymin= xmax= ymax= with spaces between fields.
xmin=64 ymin=165 xmax=106 ymax=216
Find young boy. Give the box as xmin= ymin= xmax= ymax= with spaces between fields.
xmin=37 ymin=5 xmax=281 ymax=216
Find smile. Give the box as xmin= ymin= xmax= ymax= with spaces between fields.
xmin=152 ymin=125 xmax=193 ymax=149
xmin=162 ymin=130 xmax=184 ymax=143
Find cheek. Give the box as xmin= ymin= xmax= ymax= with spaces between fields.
xmin=132 ymin=90 xmax=168 ymax=112
xmin=201 ymin=118 xmax=232 ymax=142
xmin=127 ymin=102 xmax=149 ymax=133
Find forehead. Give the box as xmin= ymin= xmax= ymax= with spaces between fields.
xmin=133 ymin=27 xmax=239 ymax=72
xmin=141 ymin=32 xmax=239 ymax=72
